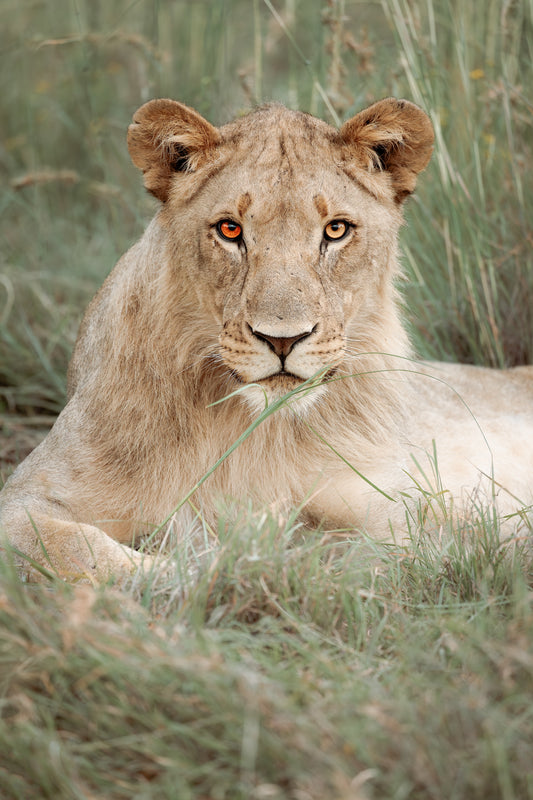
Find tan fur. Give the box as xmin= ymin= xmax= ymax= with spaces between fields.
xmin=1 ymin=97 xmax=532 ymax=583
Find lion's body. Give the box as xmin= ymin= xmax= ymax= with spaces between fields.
xmin=1 ymin=98 xmax=532 ymax=582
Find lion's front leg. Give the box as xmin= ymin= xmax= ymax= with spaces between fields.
xmin=0 ymin=504 xmax=156 ymax=584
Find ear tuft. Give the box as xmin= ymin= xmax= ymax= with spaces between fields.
xmin=340 ymin=98 xmax=434 ymax=203
xmin=127 ymin=99 xmax=220 ymax=202
xmin=166 ymin=142 xmax=190 ymax=173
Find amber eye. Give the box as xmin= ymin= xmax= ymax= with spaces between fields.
xmin=324 ymin=220 xmax=350 ymax=241
xmin=217 ymin=220 xmax=242 ymax=241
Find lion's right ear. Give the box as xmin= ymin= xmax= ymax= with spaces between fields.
xmin=127 ymin=99 xmax=220 ymax=202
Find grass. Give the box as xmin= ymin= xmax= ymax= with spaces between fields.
xmin=385 ymin=0 xmax=533 ymax=367
xmin=1 ymin=0 xmax=533 ymax=797
xmin=1 ymin=515 xmax=532 ymax=799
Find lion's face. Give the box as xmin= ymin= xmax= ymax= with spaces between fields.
xmin=197 ymin=153 xmax=400 ymax=408
xmin=128 ymin=99 xmax=433 ymax=410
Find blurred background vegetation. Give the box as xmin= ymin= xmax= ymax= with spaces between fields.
xmin=1 ymin=0 xmax=532 ymax=415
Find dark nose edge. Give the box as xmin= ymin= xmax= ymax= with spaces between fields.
xmin=251 ymin=325 xmax=316 ymax=358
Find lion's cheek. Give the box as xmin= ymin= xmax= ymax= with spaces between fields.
xmin=193 ymin=256 xmax=245 ymax=321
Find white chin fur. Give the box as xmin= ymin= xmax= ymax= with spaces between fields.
xmin=240 ymin=380 xmax=327 ymax=417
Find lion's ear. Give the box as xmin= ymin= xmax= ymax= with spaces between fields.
xmin=340 ymin=98 xmax=434 ymax=203
xmin=127 ymin=99 xmax=220 ymax=202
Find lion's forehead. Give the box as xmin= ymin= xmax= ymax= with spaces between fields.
xmin=179 ymin=104 xmax=398 ymax=230
xmin=220 ymin=104 xmax=337 ymax=151
xmin=203 ymin=161 xmax=386 ymax=234
xmin=206 ymin=145 xmax=371 ymax=225
xmin=239 ymin=128 xmax=333 ymax=172
xmin=217 ymin=105 xmax=341 ymax=189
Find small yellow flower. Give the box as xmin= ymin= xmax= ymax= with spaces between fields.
xmin=469 ymin=69 xmax=485 ymax=80
xmin=35 ymin=79 xmax=51 ymax=93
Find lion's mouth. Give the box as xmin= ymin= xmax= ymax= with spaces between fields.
xmin=224 ymin=365 xmax=338 ymax=414
xmin=264 ymin=365 xmax=338 ymax=381
xmin=260 ymin=368 xmax=304 ymax=383
xmin=230 ymin=366 xmax=338 ymax=388
xmin=228 ymin=369 xmax=301 ymax=387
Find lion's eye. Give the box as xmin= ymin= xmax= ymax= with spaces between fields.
xmin=324 ymin=220 xmax=350 ymax=241
xmin=217 ymin=220 xmax=242 ymax=241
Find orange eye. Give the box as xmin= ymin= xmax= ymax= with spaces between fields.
xmin=324 ymin=220 xmax=350 ymax=241
xmin=217 ymin=220 xmax=242 ymax=241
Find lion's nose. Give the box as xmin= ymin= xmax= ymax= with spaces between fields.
xmin=251 ymin=327 xmax=314 ymax=358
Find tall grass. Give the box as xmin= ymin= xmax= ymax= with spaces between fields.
xmin=385 ymin=0 xmax=533 ymax=367
xmin=1 ymin=2 xmax=533 ymax=797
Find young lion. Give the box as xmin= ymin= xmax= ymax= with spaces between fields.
xmin=1 ymin=97 xmax=532 ymax=582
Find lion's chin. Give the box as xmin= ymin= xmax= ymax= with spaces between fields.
xmin=238 ymin=372 xmax=328 ymax=417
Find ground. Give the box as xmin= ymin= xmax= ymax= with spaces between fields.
xmin=0 ymin=414 xmax=52 ymax=486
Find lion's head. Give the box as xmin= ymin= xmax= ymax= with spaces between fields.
xmin=127 ymin=98 xmax=433 ymax=411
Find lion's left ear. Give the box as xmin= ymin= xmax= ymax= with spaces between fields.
xmin=127 ymin=99 xmax=220 ymax=202
xmin=340 ymin=98 xmax=434 ymax=203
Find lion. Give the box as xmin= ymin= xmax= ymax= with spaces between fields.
xmin=1 ymin=96 xmax=532 ymax=583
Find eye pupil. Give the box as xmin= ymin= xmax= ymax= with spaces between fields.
xmin=324 ymin=220 xmax=349 ymax=241
xmin=218 ymin=220 xmax=242 ymax=241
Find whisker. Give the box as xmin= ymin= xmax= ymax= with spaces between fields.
xmin=172 ymin=345 xmax=221 ymax=379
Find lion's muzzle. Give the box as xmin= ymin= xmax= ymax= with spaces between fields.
xmin=219 ymin=318 xmax=345 ymax=390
